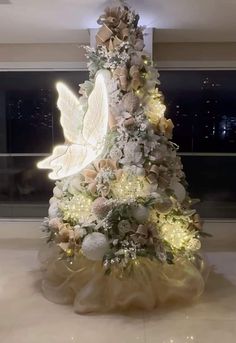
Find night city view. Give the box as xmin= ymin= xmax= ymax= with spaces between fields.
xmin=160 ymin=70 xmax=236 ymax=152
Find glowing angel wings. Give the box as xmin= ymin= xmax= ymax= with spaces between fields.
xmin=37 ymin=70 xmax=111 ymax=180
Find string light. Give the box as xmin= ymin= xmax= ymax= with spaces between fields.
xmin=111 ymin=174 xmax=149 ymax=201
xmin=160 ymin=222 xmax=200 ymax=251
xmin=60 ymin=194 xmax=93 ymax=223
xmin=66 ymin=248 xmax=74 ymax=257
xmin=145 ymin=96 xmax=166 ymax=125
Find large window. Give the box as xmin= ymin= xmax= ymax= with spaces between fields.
xmin=0 ymin=70 xmax=235 ymax=218
xmin=0 ymin=71 xmax=88 ymax=217
xmin=159 ymin=70 xmax=236 ymax=218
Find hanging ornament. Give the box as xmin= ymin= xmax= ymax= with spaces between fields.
xmin=131 ymin=205 xmax=149 ymax=224
xmin=81 ymin=232 xmax=109 ymax=261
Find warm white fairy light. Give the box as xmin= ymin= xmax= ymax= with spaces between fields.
xmin=111 ymin=174 xmax=149 ymax=201
xmin=60 ymin=194 xmax=93 ymax=223
xmin=145 ymin=97 xmax=166 ymax=124
xmin=160 ymin=223 xmax=190 ymax=250
xmin=160 ymin=222 xmax=201 ymax=251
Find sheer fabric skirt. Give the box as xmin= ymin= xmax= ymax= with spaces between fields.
xmin=39 ymin=244 xmax=207 ymax=314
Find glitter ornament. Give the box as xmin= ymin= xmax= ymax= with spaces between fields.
xmin=92 ymin=197 xmax=111 ymax=219
xmin=155 ymin=197 xmax=173 ymax=214
xmin=188 ymin=238 xmax=201 ymax=251
xmin=123 ymin=92 xmax=140 ymax=113
xmin=131 ymin=205 xmax=149 ymax=224
xmin=81 ymin=232 xmax=109 ymax=261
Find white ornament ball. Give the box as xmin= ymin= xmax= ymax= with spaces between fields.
xmin=131 ymin=205 xmax=149 ymax=224
xmin=171 ymin=181 xmax=186 ymax=202
xmin=156 ymin=197 xmax=173 ymax=214
xmin=81 ymin=232 xmax=109 ymax=261
xmin=188 ymin=238 xmax=201 ymax=251
xmin=53 ymin=186 xmax=63 ymax=199
xmin=110 ymin=146 xmax=123 ymax=161
xmin=136 ymin=167 xmax=145 ymax=176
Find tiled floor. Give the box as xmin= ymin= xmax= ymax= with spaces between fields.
xmin=0 ymin=220 xmax=235 ymax=343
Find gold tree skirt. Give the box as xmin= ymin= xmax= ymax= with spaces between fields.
xmin=39 ymin=245 xmax=207 ymax=314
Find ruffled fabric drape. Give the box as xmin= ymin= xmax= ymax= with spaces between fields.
xmin=39 ymin=245 xmax=207 ymax=314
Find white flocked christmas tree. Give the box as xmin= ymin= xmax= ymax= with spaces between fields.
xmin=38 ymin=3 xmax=207 ymax=313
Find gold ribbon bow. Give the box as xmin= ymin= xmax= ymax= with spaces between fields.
xmin=82 ymin=159 xmax=122 ymax=196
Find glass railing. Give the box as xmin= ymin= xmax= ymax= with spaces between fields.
xmin=180 ymin=153 xmax=236 ymax=218
xmin=0 ymin=153 xmax=234 ymax=219
xmin=0 ymin=154 xmax=53 ymax=217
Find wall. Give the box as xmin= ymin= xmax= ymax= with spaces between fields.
xmin=154 ymin=42 xmax=236 ymax=69
xmin=0 ymin=43 xmax=87 ymax=62
xmin=0 ymin=42 xmax=236 ymax=68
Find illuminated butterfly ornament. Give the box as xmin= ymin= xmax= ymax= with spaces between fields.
xmin=37 ymin=70 xmax=111 ymax=180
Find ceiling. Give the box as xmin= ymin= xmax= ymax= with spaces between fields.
xmin=0 ymin=0 xmax=236 ymax=43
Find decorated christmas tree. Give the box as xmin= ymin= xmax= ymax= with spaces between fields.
xmin=38 ymin=3 xmax=207 ymax=313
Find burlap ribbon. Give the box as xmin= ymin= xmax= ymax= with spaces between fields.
xmin=113 ymin=64 xmax=142 ymax=91
xmin=131 ymin=223 xmax=159 ymax=245
xmin=96 ymin=7 xmax=130 ymax=50
xmin=146 ymin=164 xmax=171 ymax=189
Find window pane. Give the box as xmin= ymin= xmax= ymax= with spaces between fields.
xmin=160 ymin=70 xmax=236 ymax=152
xmin=182 ymin=156 xmax=236 ymax=218
xmin=0 ymin=70 xmax=235 ymax=219
xmin=0 ymin=70 xmax=89 ymax=218
xmin=0 ymin=71 xmax=89 ymax=153
xmin=0 ymin=156 xmax=53 ymax=217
